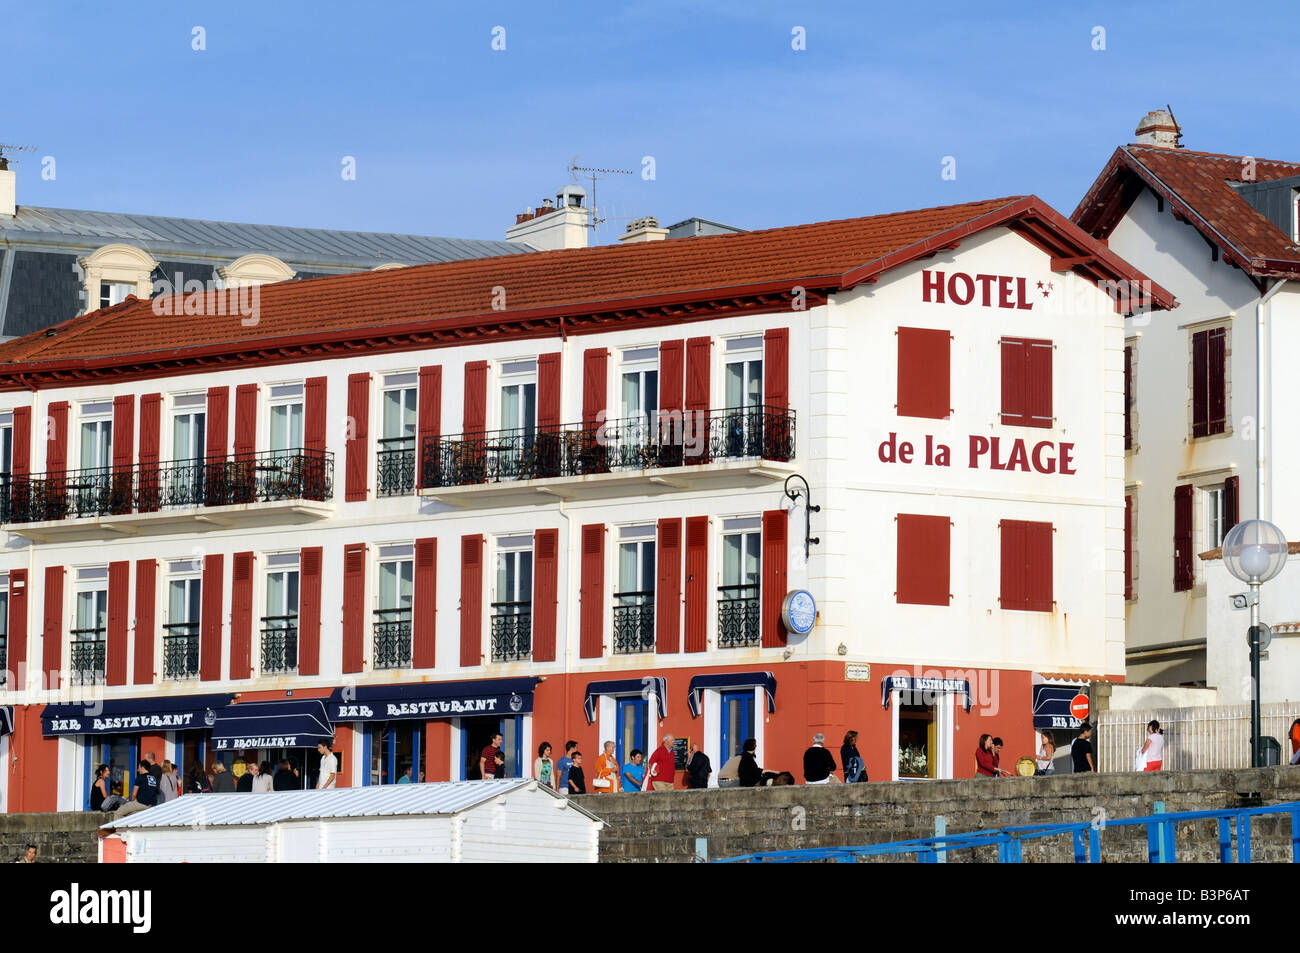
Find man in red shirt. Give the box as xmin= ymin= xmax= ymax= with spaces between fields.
xmin=646 ymin=734 xmax=677 ymax=791
xmin=479 ymin=732 xmax=503 ymax=780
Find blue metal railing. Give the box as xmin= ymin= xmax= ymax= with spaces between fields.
xmin=715 ymin=802 xmax=1300 ymax=863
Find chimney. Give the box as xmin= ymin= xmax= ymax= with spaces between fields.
xmin=619 ymin=216 xmax=668 ymax=244
xmin=1133 ymin=109 xmax=1182 ymax=149
xmin=0 ymin=155 xmax=15 ymax=218
xmin=506 ymin=185 xmax=589 ymax=250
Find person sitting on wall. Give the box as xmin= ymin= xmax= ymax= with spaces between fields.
xmin=112 ymin=760 xmax=160 ymax=819
xmin=90 ymin=764 xmax=126 ymax=813
xmin=738 ymin=738 xmax=767 ymax=788
xmin=975 ymin=734 xmax=997 ymax=777
xmin=802 ymin=733 xmax=838 ymax=784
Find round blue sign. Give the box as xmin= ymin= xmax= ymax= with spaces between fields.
xmin=781 ymin=590 xmax=817 ymax=635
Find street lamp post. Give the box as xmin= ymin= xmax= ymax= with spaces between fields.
xmin=1221 ymin=519 xmax=1289 ymax=767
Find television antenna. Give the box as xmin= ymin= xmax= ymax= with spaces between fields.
xmin=0 ymin=143 xmax=37 ymax=170
xmin=568 ymin=156 xmax=634 ymax=231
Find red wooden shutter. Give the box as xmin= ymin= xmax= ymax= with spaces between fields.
xmin=12 ymin=406 xmax=30 ymax=477
xmin=417 ymin=365 xmax=442 ymax=489
xmin=229 ymin=552 xmax=254 ymax=680
xmin=537 ymin=352 xmax=562 ymax=430
xmin=233 ymin=384 xmax=257 ymax=460
xmin=1123 ymin=345 xmax=1133 ymax=451
xmin=660 ymin=340 xmax=685 ymax=416
xmin=1207 ymin=327 xmax=1226 ymax=435
xmin=138 ymin=394 xmax=161 ymax=512
xmin=896 ymin=514 xmax=951 ymax=606
xmin=684 ymin=516 xmax=708 ymax=653
xmin=345 ymin=373 xmax=370 ymax=501
xmin=8 ymin=568 xmax=27 ymax=676
xmin=342 ymin=543 xmax=366 ymax=673
xmin=761 ymin=509 xmax=788 ymax=647
xmin=1191 ymin=330 xmax=1209 ymax=438
xmin=46 ymin=402 xmax=69 ymax=513
xmin=200 ymin=554 xmax=224 ymax=681
xmin=1000 ymin=340 xmax=1026 ymax=427
xmin=42 ymin=565 xmax=64 ymax=684
xmin=532 ymin=529 xmax=559 ymax=662
xmin=685 ymin=337 xmax=710 ymax=412
xmin=582 ymin=349 xmax=607 ymax=429
xmin=1000 ymin=338 xmax=1051 ymax=428
xmin=1000 ymin=520 xmax=1027 ymax=610
xmin=304 ymin=377 xmax=327 ymax=453
xmin=656 ymin=518 xmax=682 ymax=654
xmin=764 ymin=328 xmax=789 ymax=410
xmin=1174 ymin=484 xmax=1194 ymax=591
xmin=297 ymin=546 xmax=323 ymax=676
xmin=460 ymin=534 xmax=484 ymax=666
xmin=897 ymin=328 xmax=950 ymax=419
xmin=579 ymin=523 xmax=605 ymax=659
xmin=413 ymin=537 xmax=437 ymax=669
xmin=111 ymin=395 xmax=135 ymax=514
xmin=106 ymin=560 xmax=129 ymax=686
xmin=206 ymin=387 xmax=229 ymax=460
xmin=133 ymin=559 xmax=155 ymax=684
xmin=1124 ymin=496 xmax=1134 ymax=601
xmin=464 ymin=361 xmax=488 ymax=433
xmin=1224 ymin=475 xmax=1240 ymax=533
xmin=1024 ymin=522 xmax=1053 ymax=611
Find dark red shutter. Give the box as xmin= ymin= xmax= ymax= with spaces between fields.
xmin=206 ymin=387 xmax=229 ymax=459
xmin=42 ymin=565 xmax=64 ymax=684
xmin=532 ymin=529 xmax=559 ymax=662
xmin=417 ymin=365 xmax=442 ymax=489
xmin=413 ymin=537 xmax=437 ymax=669
xmin=464 ymin=361 xmax=488 ymax=433
xmin=764 ymin=328 xmax=789 ymax=410
xmin=12 ymin=406 xmax=30 ymax=477
xmin=1025 ymin=522 xmax=1053 ymax=611
xmin=111 ymin=395 xmax=135 ymax=514
xmin=460 ymin=535 xmax=484 ymax=666
xmin=538 ymin=352 xmax=562 ymax=430
xmin=233 ymin=384 xmax=257 ymax=460
xmin=305 ymin=377 xmax=327 ymax=454
xmin=1124 ymin=496 xmax=1134 ymax=601
xmin=1001 ymin=339 xmax=1027 ymax=427
xmin=1174 ymin=484 xmax=1194 ymax=591
xmin=579 ymin=523 xmax=605 ymax=659
xmin=660 ymin=340 xmax=685 ymax=417
xmin=1123 ymin=345 xmax=1133 ymax=451
xmin=1224 ymin=475 xmax=1240 ymax=533
xmin=106 ymin=560 xmax=129 ymax=686
xmin=46 ymin=401 xmax=68 ymax=512
xmin=684 ymin=516 xmax=708 ymax=653
xmin=138 ymin=394 xmax=161 ymax=512
xmin=8 ymin=568 xmax=27 ymax=675
xmin=1000 ymin=520 xmax=1027 ymax=610
xmin=761 ymin=509 xmax=788 ymax=647
xmin=229 ymin=552 xmax=253 ymax=680
xmin=133 ymin=559 xmax=155 ymax=685
xmin=1207 ymin=328 xmax=1226 ymax=435
xmin=1000 ymin=338 xmax=1051 ymax=428
xmin=656 ymin=518 xmax=682 ymax=654
xmin=342 ymin=543 xmax=366 ymax=673
xmin=297 ymin=547 xmax=323 ymax=676
xmin=1191 ymin=330 xmax=1209 ymax=438
xmin=896 ymin=514 xmax=951 ymax=606
xmin=200 ymin=554 xmax=224 ymax=681
xmin=345 ymin=373 xmax=370 ymax=501
xmin=685 ymin=337 xmax=710 ymax=412
xmin=582 ymin=349 xmax=607 ymax=429
xmin=897 ymin=327 xmax=950 ymax=419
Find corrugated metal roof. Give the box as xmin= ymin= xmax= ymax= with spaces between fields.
xmin=103 ymin=779 xmax=603 ymax=829
xmin=1 ymin=205 xmax=531 ymax=267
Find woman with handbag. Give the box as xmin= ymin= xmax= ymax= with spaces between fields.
xmin=840 ymin=730 xmax=867 ymax=782
xmin=593 ymin=741 xmax=620 ymax=793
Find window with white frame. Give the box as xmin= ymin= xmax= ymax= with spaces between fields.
xmin=375 ymin=543 xmax=413 ymax=669
xmin=99 ymin=281 xmax=135 ymax=310
xmin=79 ymin=402 xmax=113 ymax=471
xmin=171 ymin=393 xmax=207 ymax=462
xmin=268 ymin=383 xmax=305 ymax=453
xmin=262 ymin=552 xmax=300 ymax=674
xmin=498 ymin=360 xmax=537 ymax=436
xmin=724 ymin=336 xmax=764 ymax=411
xmin=164 ymin=558 xmax=202 ymax=680
xmin=718 ymin=516 xmax=761 ymax=648
xmin=492 ymin=535 xmax=533 ymax=662
xmin=378 ymin=372 xmax=418 ymax=496
xmin=0 ymin=411 xmax=12 ymax=486
xmin=71 ymin=566 xmax=109 ymax=685
xmin=614 ymin=524 xmax=656 ymax=654
xmin=620 ymin=347 xmax=659 ymax=421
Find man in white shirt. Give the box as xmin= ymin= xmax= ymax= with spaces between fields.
xmin=316 ymin=741 xmax=338 ymax=789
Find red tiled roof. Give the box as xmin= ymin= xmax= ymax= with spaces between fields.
xmin=0 ymin=195 xmax=1174 ymax=388
xmin=1073 ymin=145 xmax=1300 ymax=278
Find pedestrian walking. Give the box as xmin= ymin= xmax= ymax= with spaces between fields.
xmin=534 ymin=742 xmax=557 ymax=789
xmin=557 ymin=741 xmax=577 ymax=791
xmin=1071 ymin=724 xmax=1096 ymax=773
xmin=840 ymin=730 xmax=867 ymax=782
xmin=621 ymin=750 xmax=645 ymax=792
xmin=1138 ymin=720 xmax=1164 ymax=771
xmin=686 ymin=744 xmax=711 ymax=789
xmin=211 ymin=761 xmax=235 ymax=793
xmin=646 ymin=734 xmax=677 ymax=791
xmin=316 ymin=741 xmax=338 ymax=789
xmin=593 ymin=741 xmax=620 ymax=792
xmin=1035 ymin=733 xmax=1056 ymax=776
xmin=159 ymin=760 xmax=180 ymax=802
xmin=567 ymin=751 xmax=587 ymax=794
xmin=802 ymin=733 xmax=837 ymax=784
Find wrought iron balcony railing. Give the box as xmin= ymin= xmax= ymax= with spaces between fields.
xmin=0 ymin=449 xmax=333 ymax=525
xmin=260 ymin=615 xmax=299 ymax=674
xmin=419 ymin=405 xmax=794 ymax=490
xmin=490 ymin=602 xmax=531 ymax=662
xmin=612 ymin=591 xmax=655 ymax=654
xmin=717 ymin=584 xmax=761 ymax=648
xmin=377 ymin=438 xmax=416 ymax=497
xmin=373 ymin=609 xmax=412 ymax=669
xmin=70 ymin=628 xmax=106 ymax=685
xmin=162 ymin=622 xmax=201 ymax=680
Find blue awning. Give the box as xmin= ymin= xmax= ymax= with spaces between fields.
xmin=326 ymin=677 xmax=538 ymax=722
xmin=210 ymin=699 xmax=333 ymax=750
xmin=686 ymin=672 xmax=777 ymax=718
xmin=583 ymin=678 xmax=667 ymax=723
xmin=0 ymin=706 xmax=12 ymax=738
xmin=1033 ymin=684 xmax=1084 ymax=731
xmin=881 ymin=676 xmax=973 ymax=713
xmin=42 ymin=694 xmax=234 ymax=737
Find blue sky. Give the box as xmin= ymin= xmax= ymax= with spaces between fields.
xmin=4 ymin=1 xmax=1298 ymax=244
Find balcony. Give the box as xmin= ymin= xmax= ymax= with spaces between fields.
xmin=717 ymin=584 xmax=761 ymax=648
xmin=1 ymin=449 xmax=334 ymax=542
xmin=70 ymin=629 xmax=106 ymax=685
xmin=418 ymin=406 xmax=796 ymax=508
xmin=163 ymin=622 xmax=200 ymax=680
xmin=490 ymin=602 xmax=531 ymax=662
xmin=612 ymin=592 xmax=655 ymax=654
xmin=373 ymin=609 xmax=412 ymax=670
xmin=260 ymin=616 xmax=298 ymax=675
xmin=377 ymin=438 xmax=415 ymax=497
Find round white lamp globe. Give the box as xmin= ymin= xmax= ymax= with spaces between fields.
xmin=1222 ymin=519 xmax=1289 ymax=584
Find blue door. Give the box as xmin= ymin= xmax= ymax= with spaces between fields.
xmin=460 ymin=715 xmax=524 ymax=780
xmin=83 ymin=736 xmax=137 ymax=809
xmin=615 ymin=697 xmax=648 ymax=767
xmin=719 ymin=690 xmax=754 ymax=766
xmin=364 ymin=722 xmax=426 ymax=785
